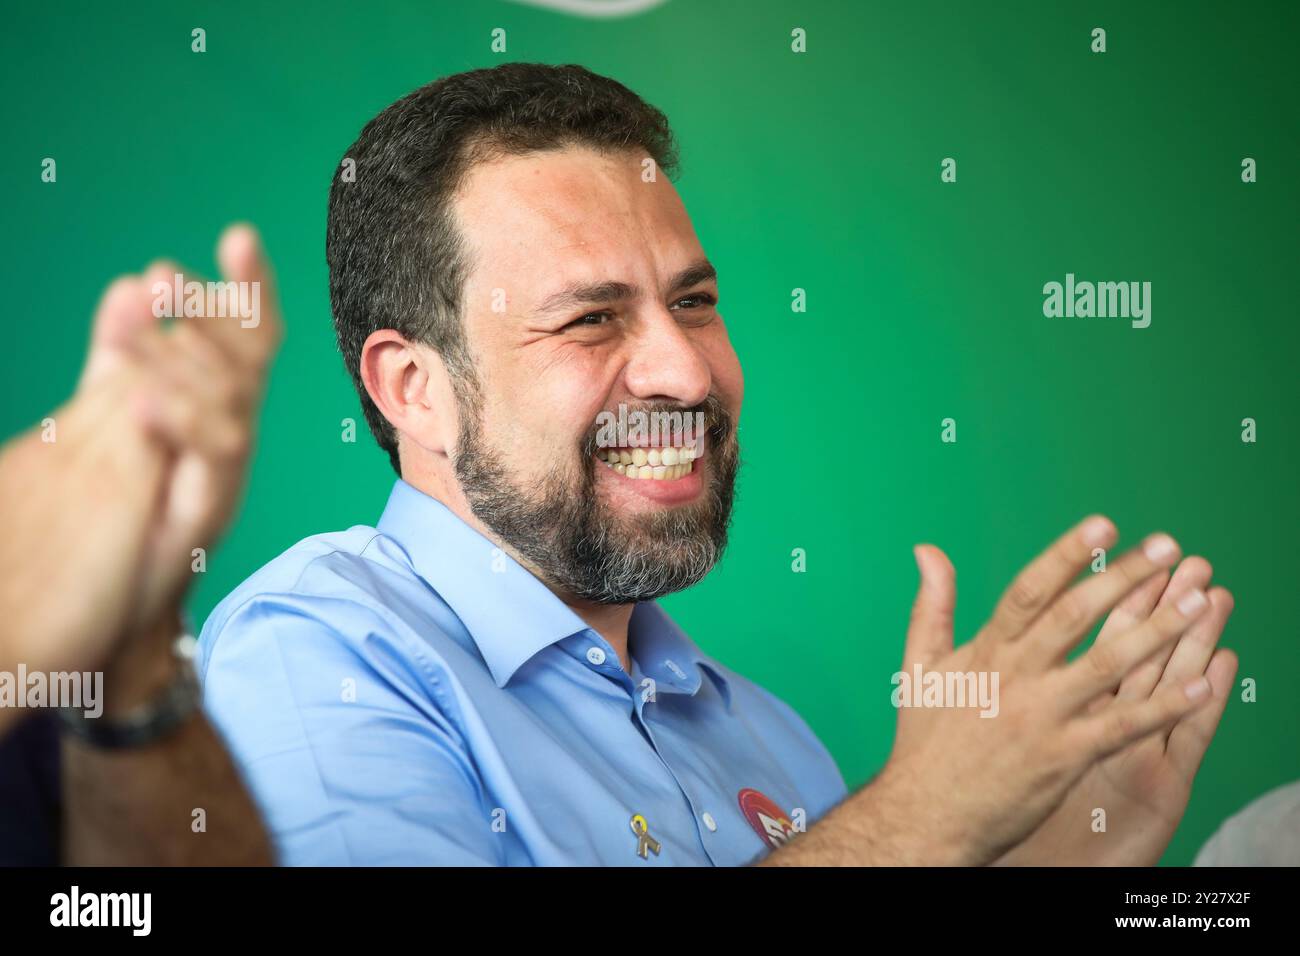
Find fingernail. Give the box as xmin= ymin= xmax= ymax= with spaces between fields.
xmin=1184 ymin=676 xmax=1210 ymax=702
xmin=1143 ymin=534 xmax=1179 ymax=565
xmin=1177 ymin=588 xmax=1208 ymax=616
xmin=1082 ymin=516 xmax=1114 ymax=548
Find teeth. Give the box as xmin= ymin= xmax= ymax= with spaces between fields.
xmin=599 ymin=459 xmax=695 ymax=480
xmin=599 ymin=446 xmax=701 ymax=460
xmin=597 ymin=448 xmax=700 ymax=481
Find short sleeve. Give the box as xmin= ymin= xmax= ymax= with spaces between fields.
xmin=199 ymin=595 xmax=504 ymax=866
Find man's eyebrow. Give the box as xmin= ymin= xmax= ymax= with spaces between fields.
xmin=668 ymin=259 xmax=718 ymax=295
xmin=534 ymin=259 xmax=717 ymax=317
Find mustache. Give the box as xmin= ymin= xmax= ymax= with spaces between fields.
xmin=578 ymin=395 xmax=734 ymax=461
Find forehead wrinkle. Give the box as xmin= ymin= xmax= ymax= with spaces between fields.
xmin=458 ymin=153 xmax=701 ymax=324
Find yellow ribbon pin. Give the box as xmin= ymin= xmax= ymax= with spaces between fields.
xmin=630 ymin=813 xmax=661 ymax=859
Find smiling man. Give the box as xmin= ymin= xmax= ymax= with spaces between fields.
xmin=199 ymin=62 xmax=1235 ymax=866
xmin=198 ymin=62 xmax=843 ymax=865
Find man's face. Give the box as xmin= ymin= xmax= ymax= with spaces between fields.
xmin=449 ymin=145 xmax=744 ymax=605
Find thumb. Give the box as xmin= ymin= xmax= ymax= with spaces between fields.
xmin=904 ymin=544 xmax=956 ymax=668
xmin=213 ymin=223 xmax=283 ymax=369
xmin=77 ymin=275 xmax=153 ymax=393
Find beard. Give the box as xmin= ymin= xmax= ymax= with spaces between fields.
xmin=453 ymin=393 xmax=739 ymax=605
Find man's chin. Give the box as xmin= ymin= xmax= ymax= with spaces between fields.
xmin=456 ymin=437 xmax=733 ymax=605
xmin=572 ymin=547 xmax=721 ymax=606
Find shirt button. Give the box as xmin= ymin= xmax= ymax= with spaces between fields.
xmin=586 ymin=647 xmax=607 ymax=666
xmin=702 ymin=812 xmax=717 ymax=832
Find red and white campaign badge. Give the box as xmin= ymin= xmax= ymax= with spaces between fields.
xmin=737 ymin=788 xmax=799 ymax=849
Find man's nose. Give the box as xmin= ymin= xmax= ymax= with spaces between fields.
xmin=622 ymin=310 xmax=712 ymax=408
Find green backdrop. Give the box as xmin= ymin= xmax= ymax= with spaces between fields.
xmin=3 ymin=0 xmax=1296 ymax=865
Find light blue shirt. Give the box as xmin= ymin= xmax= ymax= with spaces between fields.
xmin=198 ymin=479 xmax=847 ymax=865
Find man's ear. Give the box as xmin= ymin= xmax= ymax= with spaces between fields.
xmin=359 ymin=330 xmax=459 ymax=458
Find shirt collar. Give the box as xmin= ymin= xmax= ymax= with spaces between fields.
xmin=376 ymin=480 xmax=731 ymax=705
xmin=629 ymin=602 xmax=732 ymax=705
xmin=377 ymin=480 xmax=589 ymax=688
